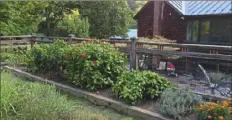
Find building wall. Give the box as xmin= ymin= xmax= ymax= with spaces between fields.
xmin=160 ymin=2 xmax=186 ymax=43
xmin=136 ymin=1 xmax=186 ymax=42
xmin=137 ymin=1 xmax=154 ymax=38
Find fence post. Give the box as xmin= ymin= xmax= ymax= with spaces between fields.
xmin=68 ymin=34 xmax=75 ymax=44
xmin=31 ymin=33 xmax=36 ymax=48
xmin=129 ymin=37 xmax=137 ymax=70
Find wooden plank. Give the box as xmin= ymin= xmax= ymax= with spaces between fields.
xmin=34 ymin=40 xmax=53 ymax=43
xmin=0 ymin=35 xmax=31 ymax=39
xmin=136 ymin=48 xmax=232 ymax=61
xmin=137 ymin=42 xmax=232 ymax=51
xmin=0 ymin=39 xmax=30 ymax=45
xmin=108 ymin=40 xmax=131 ymax=44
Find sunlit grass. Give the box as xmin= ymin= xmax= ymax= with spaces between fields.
xmin=1 ymin=72 xmax=138 ymax=120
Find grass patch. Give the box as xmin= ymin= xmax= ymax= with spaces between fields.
xmin=1 ymin=72 xmax=138 ymax=120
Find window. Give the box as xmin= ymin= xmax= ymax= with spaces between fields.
xmin=192 ymin=21 xmax=199 ymax=42
xmin=186 ymin=19 xmax=232 ymax=45
xmin=186 ymin=22 xmax=192 ymax=41
xmin=210 ymin=19 xmax=231 ymax=44
xmin=186 ymin=21 xmax=199 ymax=42
xmin=199 ymin=20 xmax=210 ymax=43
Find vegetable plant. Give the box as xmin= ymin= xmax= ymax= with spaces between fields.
xmin=112 ymin=70 xmax=170 ymax=105
xmin=29 ymin=39 xmax=67 ymax=73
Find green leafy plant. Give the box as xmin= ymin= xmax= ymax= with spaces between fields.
xmin=112 ymin=70 xmax=170 ymax=105
xmin=64 ymin=42 xmax=127 ymax=91
xmin=29 ymin=39 xmax=67 ymax=73
xmin=207 ymin=72 xmax=229 ymax=84
xmin=160 ymin=87 xmax=202 ymax=120
xmin=0 ymin=52 xmax=12 ymax=62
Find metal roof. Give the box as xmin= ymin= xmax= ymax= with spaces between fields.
xmin=168 ymin=1 xmax=232 ymax=15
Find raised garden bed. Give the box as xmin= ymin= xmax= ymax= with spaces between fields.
xmin=1 ymin=71 xmax=138 ymax=120
xmin=3 ymin=65 xmax=200 ymax=120
xmin=3 ymin=40 xmax=231 ymax=120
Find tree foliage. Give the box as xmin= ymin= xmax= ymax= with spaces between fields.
xmin=0 ymin=1 xmax=43 ymax=35
xmin=54 ymin=10 xmax=90 ymax=37
xmin=1 ymin=1 xmax=134 ymax=38
xmin=37 ymin=1 xmax=79 ymax=36
xmin=79 ymin=1 xmax=133 ymax=39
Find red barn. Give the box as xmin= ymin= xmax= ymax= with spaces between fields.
xmin=133 ymin=1 xmax=232 ymax=45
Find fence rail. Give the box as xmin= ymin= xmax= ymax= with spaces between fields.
xmin=1 ymin=35 xmax=231 ymax=62
xmin=1 ymin=34 xmax=232 ymax=98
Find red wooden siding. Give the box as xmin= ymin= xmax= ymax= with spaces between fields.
xmin=135 ymin=1 xmax=186 ymax=43
xmin=136 ymin=1 xmax=154 ymax=38
xmin=160 ymin=2 xmax=186 ymax=43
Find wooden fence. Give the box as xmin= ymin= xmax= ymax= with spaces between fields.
xmin=1 ymin=35 xmax=231 ymax=70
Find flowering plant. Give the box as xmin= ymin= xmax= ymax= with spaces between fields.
xmin=195 ymin=100 xmax=232 ymax=120
xmin=63 ymin=42 xmax=127 ymax=91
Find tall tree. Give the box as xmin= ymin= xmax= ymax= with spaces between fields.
xmin=79 ymin=1 xmax=133 ymax=39
xmin=54 ymin=9 xmax=90 ymax=37
xmin=37 ymin=1 xmax=79 ymax=36
xmin=0 ymin=1 xmax=43 ymax=35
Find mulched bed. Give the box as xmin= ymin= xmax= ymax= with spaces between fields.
xmin=16 ymin=66 xmax=196 ymax=120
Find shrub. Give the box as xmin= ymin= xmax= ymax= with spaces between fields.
xmin=195 ymin=100 xmax=232 ymax=120
xmin=160 ymin=87 xmax=202 ymax=120
xmin=112 ymin=70 xmax=170 ymax=105
xmin=29 ymin=39 xmax=67 ymax=73
xmin=207 ymin=72 xmax=227 ymax=84
xmin=54 ymin=14 xmax=90 ymax=37
xmin=5 ymin=50 xmax=32 ymax=66
xmin=64 ymin=42 xmax=127 ymax=91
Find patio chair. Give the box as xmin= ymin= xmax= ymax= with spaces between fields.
xmin=198 ymin=64 xmax=232 ymax=97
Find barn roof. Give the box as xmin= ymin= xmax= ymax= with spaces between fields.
xmin=134 ymin=1 xmax=232 ymax=19
xmin=168 ymin=1 xmax=232 ymax=16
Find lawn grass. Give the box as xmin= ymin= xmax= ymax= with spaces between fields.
xmin=1 ymin=72 xmax=139 ymax=120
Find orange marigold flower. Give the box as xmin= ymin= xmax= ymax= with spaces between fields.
xmin=223 ymin=101 xmax=229 ymax=106
xmin=207 ymin=115 xmax=212 ymax=119
xmin=218 ymin=116 xmax=223 ymax=120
